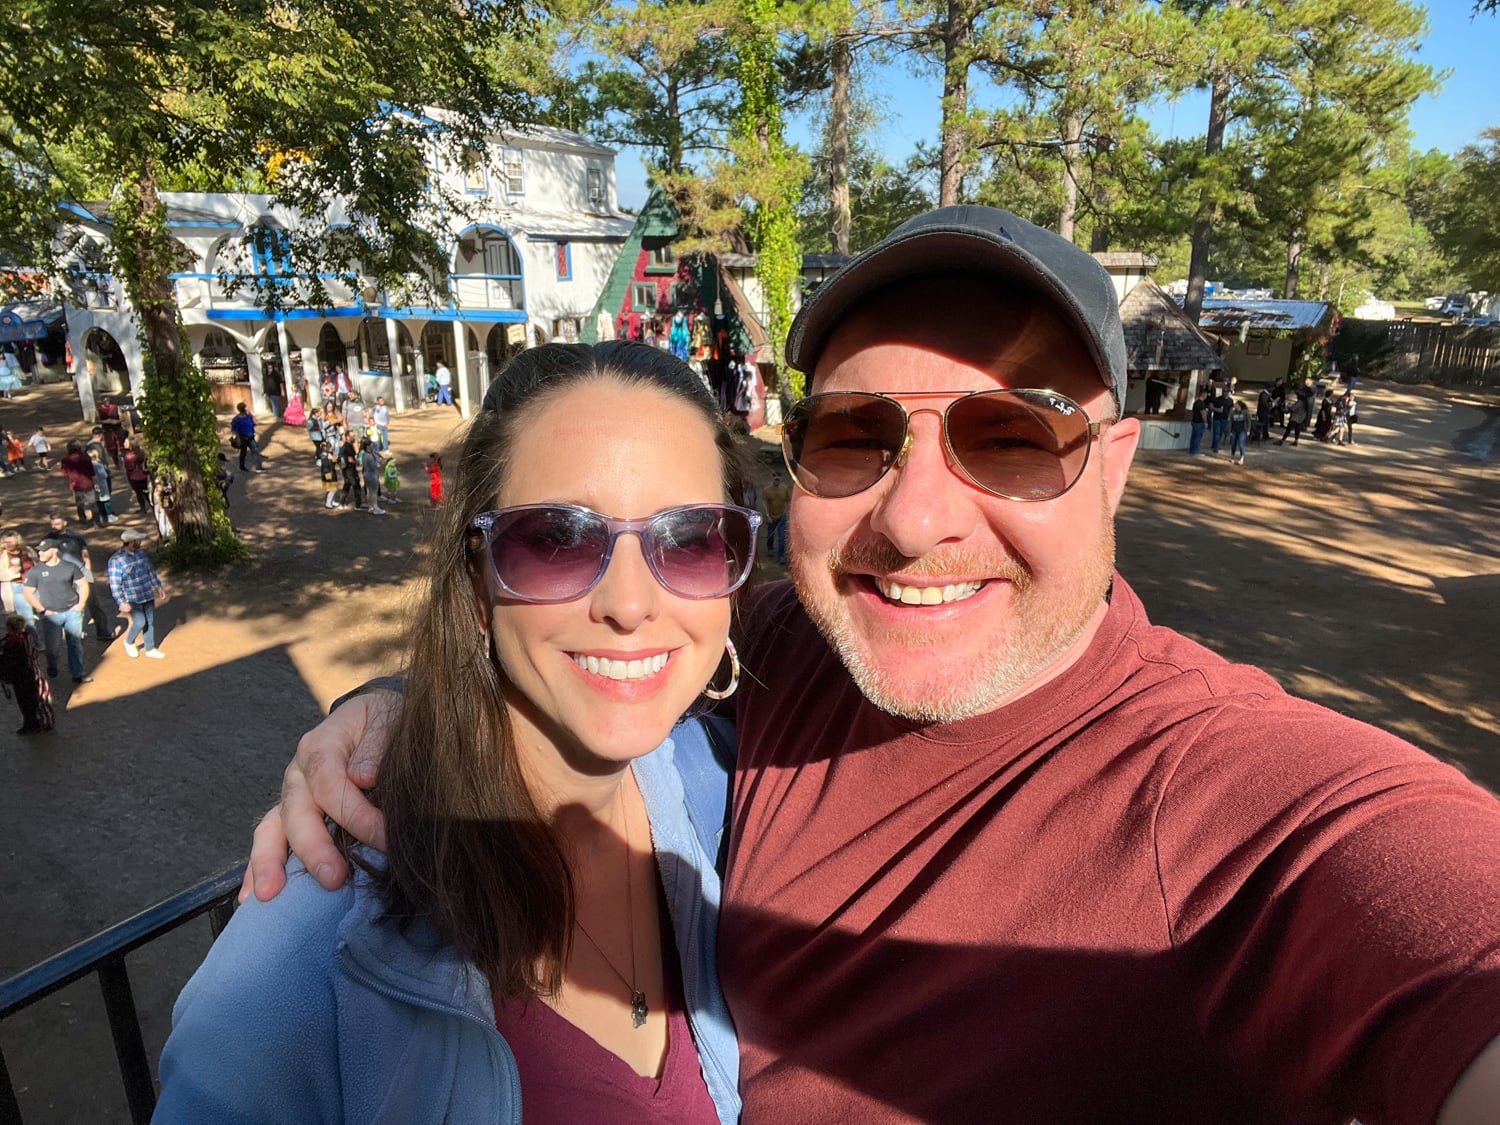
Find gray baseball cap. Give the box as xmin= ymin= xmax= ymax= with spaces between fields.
xmin=786 ymin=205 xmax=1128 ymax=409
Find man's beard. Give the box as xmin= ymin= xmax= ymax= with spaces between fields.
xmin=790 ymin=525 xmax=1115 ymax=725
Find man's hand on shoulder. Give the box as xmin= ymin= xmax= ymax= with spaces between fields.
xmin=241 ymin=687 xmax=401 ymax=904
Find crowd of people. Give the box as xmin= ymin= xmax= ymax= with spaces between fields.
xmin=1190 ymin=374 xmax=1360 ymax=464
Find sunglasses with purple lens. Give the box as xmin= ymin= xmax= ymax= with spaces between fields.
xmin=474 ymin=503 xmax=763 ymax=604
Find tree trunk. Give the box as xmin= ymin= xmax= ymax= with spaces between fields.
xmin=1184 ymin=0 xmax=1244 ymax=325
xmin=938 ymin=0 xmax=973 ymax=206
xmin=1059 ymin=109 xmax=1083 ymax=243
xmin=1184 ymin=66 xmax=1231 ymax=324
xmin=828 ymin=32 xmax=853 ymax=255
xmin=121 ymin=164 xmax=214 ymax=543
xmin=1284 ymin=226 xmax=1302 ymax=298
xmin=665 ymin=77 xmax=684 ymax=175
xmin=1317 ymin=259 xmax=1330 ymax=301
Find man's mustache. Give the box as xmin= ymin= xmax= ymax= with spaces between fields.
xmin=825 ymin=542 xmax=1032 ymax=589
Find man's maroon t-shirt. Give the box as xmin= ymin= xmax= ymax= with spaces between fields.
xmin=723 ymin=577 xmax=1500 ymax=1123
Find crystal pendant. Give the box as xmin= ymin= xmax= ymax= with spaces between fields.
xmin=630 ymin=991 xmax=648 ymax=1029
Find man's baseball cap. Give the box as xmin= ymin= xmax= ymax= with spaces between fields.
xmin=120 ymin=529 xmax=149 ymax=543
xmin=36 ymin=537 xmax=64 ymax=553
xmin=785 ymin=205 xmax=1128 ymax=408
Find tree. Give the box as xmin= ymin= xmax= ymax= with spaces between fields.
xmin=0 ymin=0 xmax=538 ymax=556
xmin=1249 ymin=0 xmax=1436 ymax=298
xmin=975 ymin=1 xmax=1193 ymax=244
xmin=560 ymin=0 xmax=740 ymax=176
xmin=1432 ymin=128 xmax=1500 ymax=291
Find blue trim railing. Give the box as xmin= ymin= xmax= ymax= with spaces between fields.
xmin=0 ymin=864 xmax=244 ymax=1125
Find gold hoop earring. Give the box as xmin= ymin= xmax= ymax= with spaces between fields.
xmin=702 ymin=638 xmax=739 ymax=701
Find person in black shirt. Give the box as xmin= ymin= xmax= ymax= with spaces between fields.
xmin=1189 ymin=389 xmax=1209 ymax=455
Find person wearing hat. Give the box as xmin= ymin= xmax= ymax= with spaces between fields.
xmin=108 ymin=529 xmax=166 ymax=659
xmin=260 ymin=206 xmax=1500 ymax=1121
xmin=23 ymin=537 xmax=91 ymax=683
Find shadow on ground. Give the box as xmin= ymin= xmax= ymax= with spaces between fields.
xmin=0 ymin=644 xmax=324 ymax=1123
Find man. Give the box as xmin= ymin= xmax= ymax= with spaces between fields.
xmin=341 ymin=393 xmax=366 ymax=440
xmin=107 ymin=529 xmax=166 ymax=659
xmin=259 ymin=207 xmax=1500 ymax=1121
xmin=58 ymin=441 xmax=101 ymax=526
xmin=47 ymin=514 xmax=112 ymax=642
xmin=97 ymin=396 xmax=126 ymax=464
xmin=433 ymin=361 xmax=454 ymax=408
xmin=761 ymin=470 xmax=791 ymax=565
xmin=262 ymin=365 xmax=284 ymax=419
xmin=230 ymin=402 xmax=265 ymax=473
xmin=23 ymin=538 xmax=91 ymax=684
xmin=1188 ymin=387 xmax=1209 ymax=454
xmin=1208 ymin=383 xmax=1231 ymax=452
xmin=336 ymin=431 xmax=364 ymax=511
xmin=370 ymin=396 xmax=391 ymax=452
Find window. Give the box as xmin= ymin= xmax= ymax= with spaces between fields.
xmin=1245 ymin=337 xmax=1272 ymax=356
xmin=632 ymin=282 xmax=659 ymax=313
xmin=553 ymin=317 xmax=582 ymax=344
xmin=587 ymin=166 xmax=604 ymax=206
xmin=555 ymin=242 xmax=572 ymax=281
xmin=462 ymin=148 xmax=488 ymax=194
xmin=202 ymin=329 xmax=237 ymax=357
xmin=650 ymin=245 xmax=675 ymax=269
xmin=501 ymin=148 xmax=524 ymax=194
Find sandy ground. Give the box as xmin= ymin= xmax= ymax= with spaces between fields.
xmin=0 ymin=377 xmax=1496 ymax=1121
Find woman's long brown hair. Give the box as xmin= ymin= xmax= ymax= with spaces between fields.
xmin=360 ymin=342 xmax=748 ymax=999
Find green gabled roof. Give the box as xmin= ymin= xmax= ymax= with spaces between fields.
xmin=583 ymin=221 xmax=646 ymax=343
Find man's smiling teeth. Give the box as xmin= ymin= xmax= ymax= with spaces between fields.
xmin=574 ymin=653 xmax=669 ymax=680
xmin=876 ymin=579 xmax=984 ymax=606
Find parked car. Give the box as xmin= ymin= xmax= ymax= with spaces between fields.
xmin=1424 ymin=296 xmax=1446 ymax=310
xmin=1439 ymin=293 xmax=1472 ymax=318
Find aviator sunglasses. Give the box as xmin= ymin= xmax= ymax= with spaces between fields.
xmin=474 ymin=503 xmax=762 ymax=604
xmin=780 ymin=388 xmax=1104 ymax=502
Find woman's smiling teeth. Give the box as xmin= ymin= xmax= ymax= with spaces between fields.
xmin=574 ymin=652 xmax=670 ymax=680
xmin=876 ymin=579 xmax=984 ymax=606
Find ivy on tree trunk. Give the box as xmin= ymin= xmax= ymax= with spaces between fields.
xmin=111 ymin=163 xmax=234 ymax=554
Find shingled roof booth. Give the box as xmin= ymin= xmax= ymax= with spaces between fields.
xmin=1095 ymin=255 xmax=1225 ymax=452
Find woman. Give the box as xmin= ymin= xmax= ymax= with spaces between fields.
xmin=122 ymin=439 xmax=151 ymax=512
xmin=156 ymin=342 xmax=753 ymax=1123
xmin=0 ymin=531 xmax=36 ymax=627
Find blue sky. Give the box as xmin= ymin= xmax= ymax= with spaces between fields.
xmin=618 ymin=2 xmax=1500 ymax=210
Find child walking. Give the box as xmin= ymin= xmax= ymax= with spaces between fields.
xmin=425 ymin=452 xmax=443 ymax=507
xmin=28 ymin=427 xmax=50 ymax=471
xmin=319 ymin=448 xmax=342 ymax=510
xmin=378 ymin=451 xmax=402 ymax=504
xmin=3 ymin=432 xmax=25 ymax=476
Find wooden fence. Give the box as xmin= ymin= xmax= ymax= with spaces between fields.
xmin=1340 ymin=319 xmax=1500 ymax=388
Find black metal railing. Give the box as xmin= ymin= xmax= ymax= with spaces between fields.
xmin=0 ymin=864 xmax=244 ymax=1125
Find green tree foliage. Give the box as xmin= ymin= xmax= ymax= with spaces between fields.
xmin=973 ymin=1 xmax=1194 ymax=245
xmin=1432 ymin=128 xmax=1500 ymax=291
xmin=0 ymin=0 xmax=539 ymax=551
xmin=558 ymin=0 xmax=740 ymax=176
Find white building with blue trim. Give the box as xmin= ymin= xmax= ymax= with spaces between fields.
xmin=60 ymin=124 xmax=634 ymax=420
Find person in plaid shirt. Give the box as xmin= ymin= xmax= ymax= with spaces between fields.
xmin=107 ymin=529 xmax=166 ymax=659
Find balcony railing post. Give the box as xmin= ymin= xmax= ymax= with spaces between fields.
xmin=98 ymin=958 xmax=155 ymax=1125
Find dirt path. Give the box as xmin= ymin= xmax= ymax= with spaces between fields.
xmin=0 ymin=377 xmax=1496 ymax=1122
